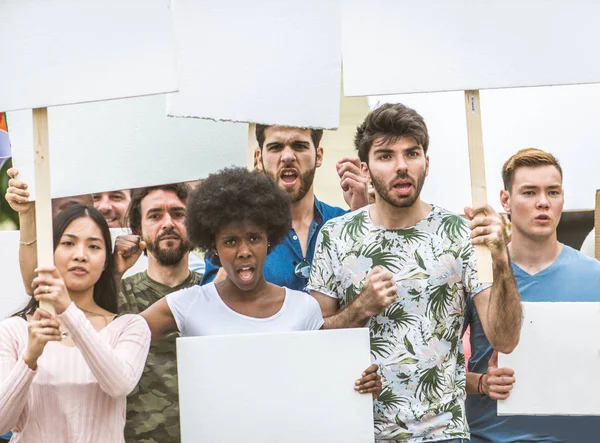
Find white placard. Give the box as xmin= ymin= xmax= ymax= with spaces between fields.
xmin=369 ymin=83 xmax=600 ymax=213
xmin=0 ymin=229 xmax=148 ymax=320
xmin=0 ymin=0 xmax=178 ymax=112
xmin=343 ymin=0 xmax=600 ymax=96
xmin=498 ymin=302 xmax=600 ymax=416
xmin=167 ymin=0 xmax=341 ymax=129
xmin=177 ymin=329 xmax=374 ymax=443
xmin=8 ymin=95 xmax=247 ymax=200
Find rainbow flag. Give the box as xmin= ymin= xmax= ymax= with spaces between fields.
xmin=0 ymin=112 xmax=10 ymax=169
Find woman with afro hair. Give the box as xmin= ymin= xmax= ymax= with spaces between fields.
xmin=141 ymin=167 xmax=381 ymax=397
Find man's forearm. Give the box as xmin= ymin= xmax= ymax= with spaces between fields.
xmin=18 ymin=211 xmax=37 ymax=295
xmin=486 ymin=251 xmax=522 ymax=353
xmin=323 ymin=296 xmax=372 ymax=329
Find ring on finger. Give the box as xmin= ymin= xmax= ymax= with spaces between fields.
xmin=45 ymin=285 xmax=50 ymax=293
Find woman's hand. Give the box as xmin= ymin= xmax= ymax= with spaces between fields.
xmin=23 ymin=308 xmax=62 ymax=370
xmin=354 ymin=363 xmax=383 ymax=400
xmin=32 ymin=267 xmax=72 ymax=315
xmin=5 ymin=168 xmax=34 ymax=215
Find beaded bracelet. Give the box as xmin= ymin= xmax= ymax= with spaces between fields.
xmin=19 ymin=238 xmax=37 ymax=246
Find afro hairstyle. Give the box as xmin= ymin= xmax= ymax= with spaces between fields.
xmin=185 ymin=167 xmax=291 ymax=266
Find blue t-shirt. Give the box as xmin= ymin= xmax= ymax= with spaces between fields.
xmin=200 ymin=197 xmax=347 ymax=292
xmin=466 ymin=245 xmax=600 ymax=443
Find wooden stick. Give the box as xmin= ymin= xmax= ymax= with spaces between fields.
xmin=464 ymin=90 xmax=493 ymax=283
xmin=32 ymin=107 xmax=55 ymax=314
xmin=595 ymin=190 xmax=600 ymax=260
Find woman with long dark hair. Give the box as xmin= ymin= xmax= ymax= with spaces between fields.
xmin=0 ymin=205 xmax=150 ymax=442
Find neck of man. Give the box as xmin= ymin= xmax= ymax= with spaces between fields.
xmin=370 ymin=195 xmax=432 ymax=229
xmin=290 ymin=186 xmax=316 ymax=231
xmin=508 ymin=228 xmax=562 ymax=275
xmin=147 ymin=253 xmax=191 ymax=288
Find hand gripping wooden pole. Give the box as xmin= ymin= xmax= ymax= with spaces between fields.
xmin=32 ymin=108 xmax=55 ymax=314
xmin=464 ymin=91 xmax=494 ymax=283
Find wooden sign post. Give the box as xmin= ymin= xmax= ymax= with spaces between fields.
xmin=464 ymin=91 xmax=493 ymax=283
xmin=32 ymin=108 xmax=54 ymax=313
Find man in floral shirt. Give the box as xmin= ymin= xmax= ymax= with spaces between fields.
xmin=307 ymin=103 xmax=522 ymax=443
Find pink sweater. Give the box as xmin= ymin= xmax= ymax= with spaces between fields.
xmin=0 ymin=302 xmax=151 ymax=442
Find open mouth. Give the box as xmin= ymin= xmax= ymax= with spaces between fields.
xmin=237 ymin=265 xmax=255 ymax=282
xmin=280 ymin=169 xmax=298 ymax=188
xmin=392 ymin=181 xmax=413 ymax=196
xmin=535 ymin=214 xmax=550 ymax=222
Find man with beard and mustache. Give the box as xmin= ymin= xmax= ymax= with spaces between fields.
xmin=307 ymin=103 xmax=522 ymax=443
xmin=201 ymin=125 xmax=369 ymax=291
xmin=114 ymin=183 xmax=202 ymax=443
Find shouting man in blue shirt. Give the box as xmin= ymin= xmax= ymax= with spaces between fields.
xmin=202 ymin=125 xmax=368 ymax=291
xmin=465 ymin=148 xmax=600 ymax=443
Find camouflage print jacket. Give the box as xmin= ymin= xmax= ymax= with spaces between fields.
xmin=119 ymin=271 xmax=202 ymax=443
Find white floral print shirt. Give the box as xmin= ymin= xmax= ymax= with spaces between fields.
xmin=307 ymin=205 xmax=487 ymax=442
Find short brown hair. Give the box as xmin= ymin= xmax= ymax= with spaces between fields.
xmin=502 ymin=148 xmax=563 ymax=192
xmin=354 ymin=103 xmax=429 ymax=163
xmin=255 ymin=125 xmax=323 ymax=150
xmin=127 ymin=183 xmax=191 ymax=235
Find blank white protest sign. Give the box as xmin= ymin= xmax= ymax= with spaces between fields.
xmin=498 ymin=302 xmax=600 ymax=416
xmin=342 ymin=0 xmax=600 ymax=96
xmin=177 ymin=329 xmax=374 ymax=443
xmin=0 ymin=0 xmax=178 ymax=111
xmin=167 ymin=0 xmax=342 ymax=129
xmin=8 ymin=95 xmax=248 ymax=200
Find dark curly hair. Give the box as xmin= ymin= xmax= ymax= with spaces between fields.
xmin=185 ymin=167 xmax=291 ymax=266
xmin=355 ymin=103 xmax=429 ymax=163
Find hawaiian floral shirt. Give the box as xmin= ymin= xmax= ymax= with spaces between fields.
xmin=307 ymin=205 xmax=487 ymax=442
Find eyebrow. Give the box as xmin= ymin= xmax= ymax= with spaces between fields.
xmin=63 ymin=233 xmax=103 ymax=242
xmin=147 ymin=206 xmax=186 ymax=214
xmin=265 ymin=140 xmax=310 ymax=148
xmin=520 ymin=184 xmax=562 ymax=189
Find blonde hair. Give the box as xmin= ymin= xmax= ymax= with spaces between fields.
xmin=502 ymin=148 xmax=562 ymax=192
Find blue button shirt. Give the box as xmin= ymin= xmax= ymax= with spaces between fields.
xmin=200 ymin=197 xmax=347 ymax=292
xmin=466 ymin=245 xmax=600 ymax=443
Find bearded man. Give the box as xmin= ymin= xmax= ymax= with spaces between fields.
xmin=201 ymin=125 xmax=369 ymax=291
xmin=114 ymin=183 xmax=201 ymax=443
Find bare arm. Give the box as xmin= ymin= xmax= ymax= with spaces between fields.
xmin=141 ymin=298 xmax=179 ymax=342
xmin=5 ymin=168 xmax=37 ymax=295
xmin=311 ymin=290 xmax=370 ymax=329
xmin=311 ymin=266 xmax=398 ymax=329
xmin=466 ymin=204 xmax=522 ymax=354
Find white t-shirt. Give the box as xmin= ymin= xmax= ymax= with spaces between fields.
xmin=166 ymin=283 xmax=324 ymax=336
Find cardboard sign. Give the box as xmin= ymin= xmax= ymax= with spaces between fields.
xmin=177 ymin=329 xmax=374 ymax=443
xmin=342 ymin=0 xmax=600 ymax=96
xmin=0 ymin=0 xmax=177 ymax=111
xmin=499 ymin=302 xmax=600 ymax=415
xmin=167 ymin=0 xmax=341 ymax=129
xmin=8 ymin=95 xmax=247 ymax=200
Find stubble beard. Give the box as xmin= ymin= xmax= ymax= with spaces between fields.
xmin=263 ymin=162 xmax=317 ymax=203
xmin=370 ymin=170 xmax=426 ymax=209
